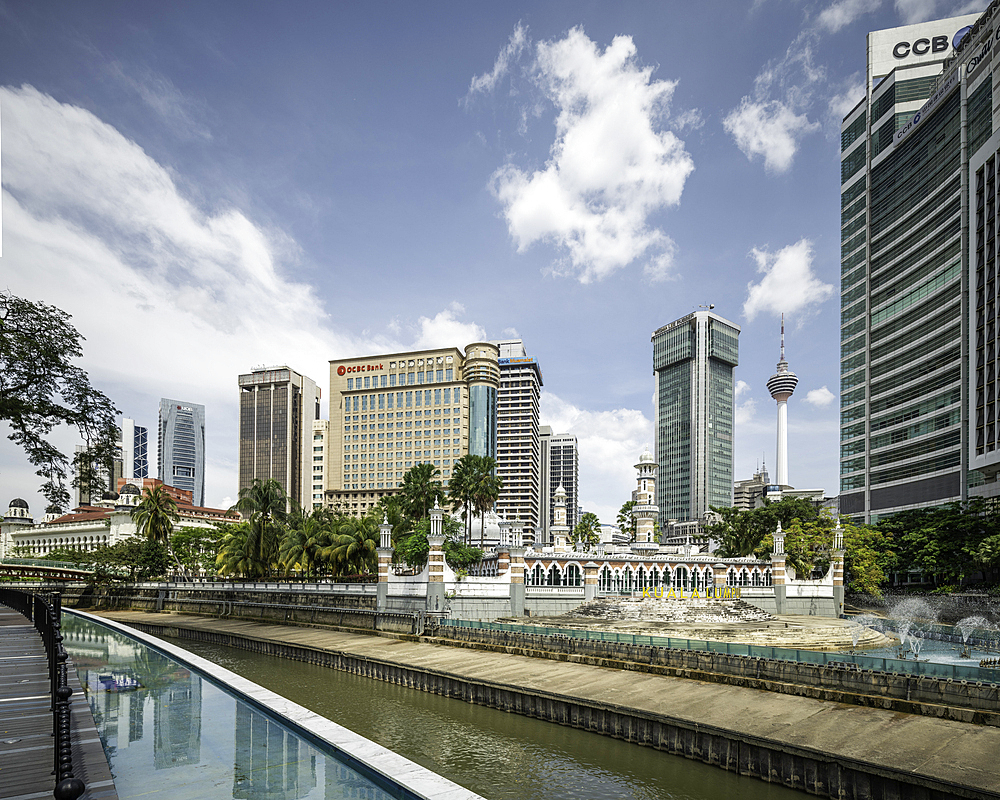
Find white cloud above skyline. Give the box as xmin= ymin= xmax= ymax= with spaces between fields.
xmin=804 ymin=386 xmax=836 ymax=407
xmin=480 ymin=26 xmax=694 ymax=283
xmin=743 ymin=238 xmax=835 ymax=322
xmin=540 ymin=391 xmax=653 ymax=524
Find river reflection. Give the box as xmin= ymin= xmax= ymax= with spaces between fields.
xmin=161 ymin=635 xmax=809 ymax=800
xmin=61 ymin=615 xmax=402 ymax=800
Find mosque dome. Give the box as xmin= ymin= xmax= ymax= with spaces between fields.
xmin=119 ymin=484 xmax=141 ymax=496
xmin=9 ymin=498 xmax=29 ymax=510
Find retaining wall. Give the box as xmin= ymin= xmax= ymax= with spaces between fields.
xmin=117 ymin=617 xmax=1000 ymax=800
xmin=431 ymin=625 xmax=1000 ymax=726
xmin=61 ymin=586 xmax=412 ymax=633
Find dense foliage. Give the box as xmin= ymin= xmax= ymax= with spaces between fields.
xmin=707 ymin=496 xmax=1000 ymax=596
xmin=571 ymin=511 xmax=601 ymax=550
xmin=0 ymin=292 xmax=120 ymax=512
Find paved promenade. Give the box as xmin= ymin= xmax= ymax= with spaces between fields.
xmin=98 ymin=610 xmax=1000 ymax=799
xmin=0 ymin=606 xmax=116 ymax=800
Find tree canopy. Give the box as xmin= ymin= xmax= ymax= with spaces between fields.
xmin=0 ymin=292 xmax=119 ymax=512
xmin=571 ymin=512 xmax=601 ymax=551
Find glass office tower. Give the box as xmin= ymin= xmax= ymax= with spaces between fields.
xmin=839 ymin=13 xmax=980 ymax=522
xmin=652 ymin=311 xmax=740 ymax=521
xmin=158 ymin=399 xmax=206 ymax=507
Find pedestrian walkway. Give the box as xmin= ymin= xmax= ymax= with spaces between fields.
xmin=98 ymin=610 xmax=1000 ymax=799
xmin=0 ymin=606 xmax=116 ymax=800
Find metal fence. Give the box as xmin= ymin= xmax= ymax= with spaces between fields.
xmin=0 ymin=588 xmax=86 ymax=799
xmin=437 ymin=618 xmax=1000 ymax=683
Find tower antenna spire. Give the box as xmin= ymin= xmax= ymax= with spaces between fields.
xmin=780 ymin=313 xmax=785 ymax=362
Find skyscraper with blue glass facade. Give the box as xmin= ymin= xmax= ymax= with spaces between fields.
xmin=158 ymin=398 xmax=205 ymax=507
xmin=652 ymin=311 xmax=740 ymax=522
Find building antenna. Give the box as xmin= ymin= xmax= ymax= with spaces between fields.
xmin=780 ymin=312 xmax=786 ymax=362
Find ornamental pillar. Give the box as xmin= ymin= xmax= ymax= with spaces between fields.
xmin=426 ymin=501 xmax=447 ymax=615
xmin=771 ymin=521 xmax=786 ymax=615
xmin=583 ymin=561 xmax=600 ymax=601
xmin=508 ymin=546 xmax=526 ymax=616
xmin=832 ymin=519 xmax=845 ymax=617
xmin=377 ymin=514 xmax=393 ymax=611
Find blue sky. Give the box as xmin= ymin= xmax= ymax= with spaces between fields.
xmin=0 ymin=0 xmax=983 ymax=523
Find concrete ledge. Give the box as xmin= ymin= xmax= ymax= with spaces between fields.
xmin=66 ymin=609 xmax=482 ymax=800
xmin=96 ymin=611 xmax=1000 ymax=800
xmin=428 ymin=625 xmax=1000 ymax=726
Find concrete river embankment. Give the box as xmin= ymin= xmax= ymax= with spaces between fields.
xmin=91 ymin=610 xmax=1000 ymax=800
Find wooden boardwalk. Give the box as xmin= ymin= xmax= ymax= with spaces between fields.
xmin=0 ymin=606 xmax=117 ymax=800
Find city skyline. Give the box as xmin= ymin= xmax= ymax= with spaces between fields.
xmin=2 ymin=1 xmax=980 ymax=524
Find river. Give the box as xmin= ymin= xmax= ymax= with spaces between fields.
xmin=160 ymin=634 xmax=808 ymax=800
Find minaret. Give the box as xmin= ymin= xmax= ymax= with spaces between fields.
xmin=631 ymin=448 xmax=660 ymax=553
xmin=766 ymin=315 xmax=798 ymax=487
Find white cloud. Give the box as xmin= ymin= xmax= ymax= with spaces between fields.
xmin=804 ymin=386 xmax=836 ymax=407
xmin=735 ymin=380 xmax=751 ymax=398
xmin=466 ymin=23 xmax=529 ymax=100
xmin=895 ymin=0 xmax=937 ymax=23
xmin=411 ymin=303 xmax=487 ymax=350
xmin=106 ymin=62 xmax=213 ymax=140
xmin=540 ymin=391 xmax=652 ymax=525
xmin=723 ymin=98 xmax=820 ymax=173
xmin=735 ymin=397 xmax=758 ymax=427
xmin=818 ymin=0 xmax=883 ymax=33
xmin=0 ymin=85 xmax=482 ymax=510
xmin=485 ymin=27 xmax=694 ymax=284
xmin=743 ymin=239 xmax=835 ymax=321
xmin=828 ymin=75 xmax=867 ymax=121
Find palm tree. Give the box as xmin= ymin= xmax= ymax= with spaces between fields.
xmin=279 ymin=512 xmax=332 ymax=577
xmin=324 ymin=514 xmax=379 ymax=576
xmin=466 ymin=456 xmax=502 ymax=545
xmin=448 ymin=456 xmax=475 ymax=544
xmin=231 ymin=478 xmax=287 ymax=577
xmin=400 ymin=463 xmax=444 ymax=522
xmin=131 ymin=485 xmax=183 ymax=574
xmin=216 ymin=522 xmax=260 ymax=579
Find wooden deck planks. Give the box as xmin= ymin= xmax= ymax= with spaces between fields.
xmin=0 ymin=605 xmax=117 ymax=800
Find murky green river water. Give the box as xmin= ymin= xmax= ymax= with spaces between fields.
xmin=161 ymin=635 xmax=808 ymax=800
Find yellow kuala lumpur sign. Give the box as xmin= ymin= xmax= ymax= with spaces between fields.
xmin=639 ymin=587 xmax=741 ymax=600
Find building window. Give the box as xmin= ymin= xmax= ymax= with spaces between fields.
xmin=347 ymin=378 xmax=353 ymax=390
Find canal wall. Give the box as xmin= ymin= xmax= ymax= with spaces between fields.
xmin=60 ymin=585 xmax=419 ymax=633
xmin=429 ymin=624 xmax=1000 ymax=726
xmin=100 ymin=611 xmax=1000 ymax=800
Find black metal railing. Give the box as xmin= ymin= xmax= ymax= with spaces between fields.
xmin=0 ymin=588 xmax=86 ymax=800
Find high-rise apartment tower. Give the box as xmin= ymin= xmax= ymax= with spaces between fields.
xmin=493 ymin=340 xmax=543 ymax=543
xmin=651 ymin=310 xmax=740 ymax=521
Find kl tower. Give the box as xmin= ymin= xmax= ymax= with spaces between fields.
xmin=766 ymin=315 xmax=798 ymax=488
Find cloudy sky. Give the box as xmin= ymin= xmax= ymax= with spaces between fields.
xmin=0 ymin=0 xmax=983 ymax=524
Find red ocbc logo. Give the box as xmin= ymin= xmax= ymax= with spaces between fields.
xmin=338 ymin=363 xmax=384 ymax=376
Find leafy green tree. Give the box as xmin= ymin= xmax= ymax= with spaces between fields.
xmin=232 ymin=478 xmax=288 ymax=577
xmin=876 ymin=499 xmax=1000 ymax=586
xmin=170 ymin=526 xmax=225 ymax=576
xmin=132 ymin=485 xmax=183 ymax=574
xmin=393 ymin=514 xmax=481 ymax=570
xmin=374 ymin=495 xmax=411 ymax=543
xmin=0 ymin=292 xmax=120 ymax=512
xmin=400 ymin=463 xmax=445 ymax=523
xmin=842 ymin=521 xmax=896 ymax=596
xmin=90 ymin=537 xmax=169 ymax=583
xmin=707 ymin=505 xmax=772 ymax=557
xmin=571 ymin=512 xmax=601 ymax=551
xmin=617 ymin=500 xmax=637 ymax=542
xmin=467 ymin=457 xmax=502 ymax=544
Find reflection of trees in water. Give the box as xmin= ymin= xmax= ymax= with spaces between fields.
xmin=130 ymin=647 xmax=183 ymax=699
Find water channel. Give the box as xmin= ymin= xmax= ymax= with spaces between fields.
xmin=150 ymin=633 xmax=807 ymax=800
